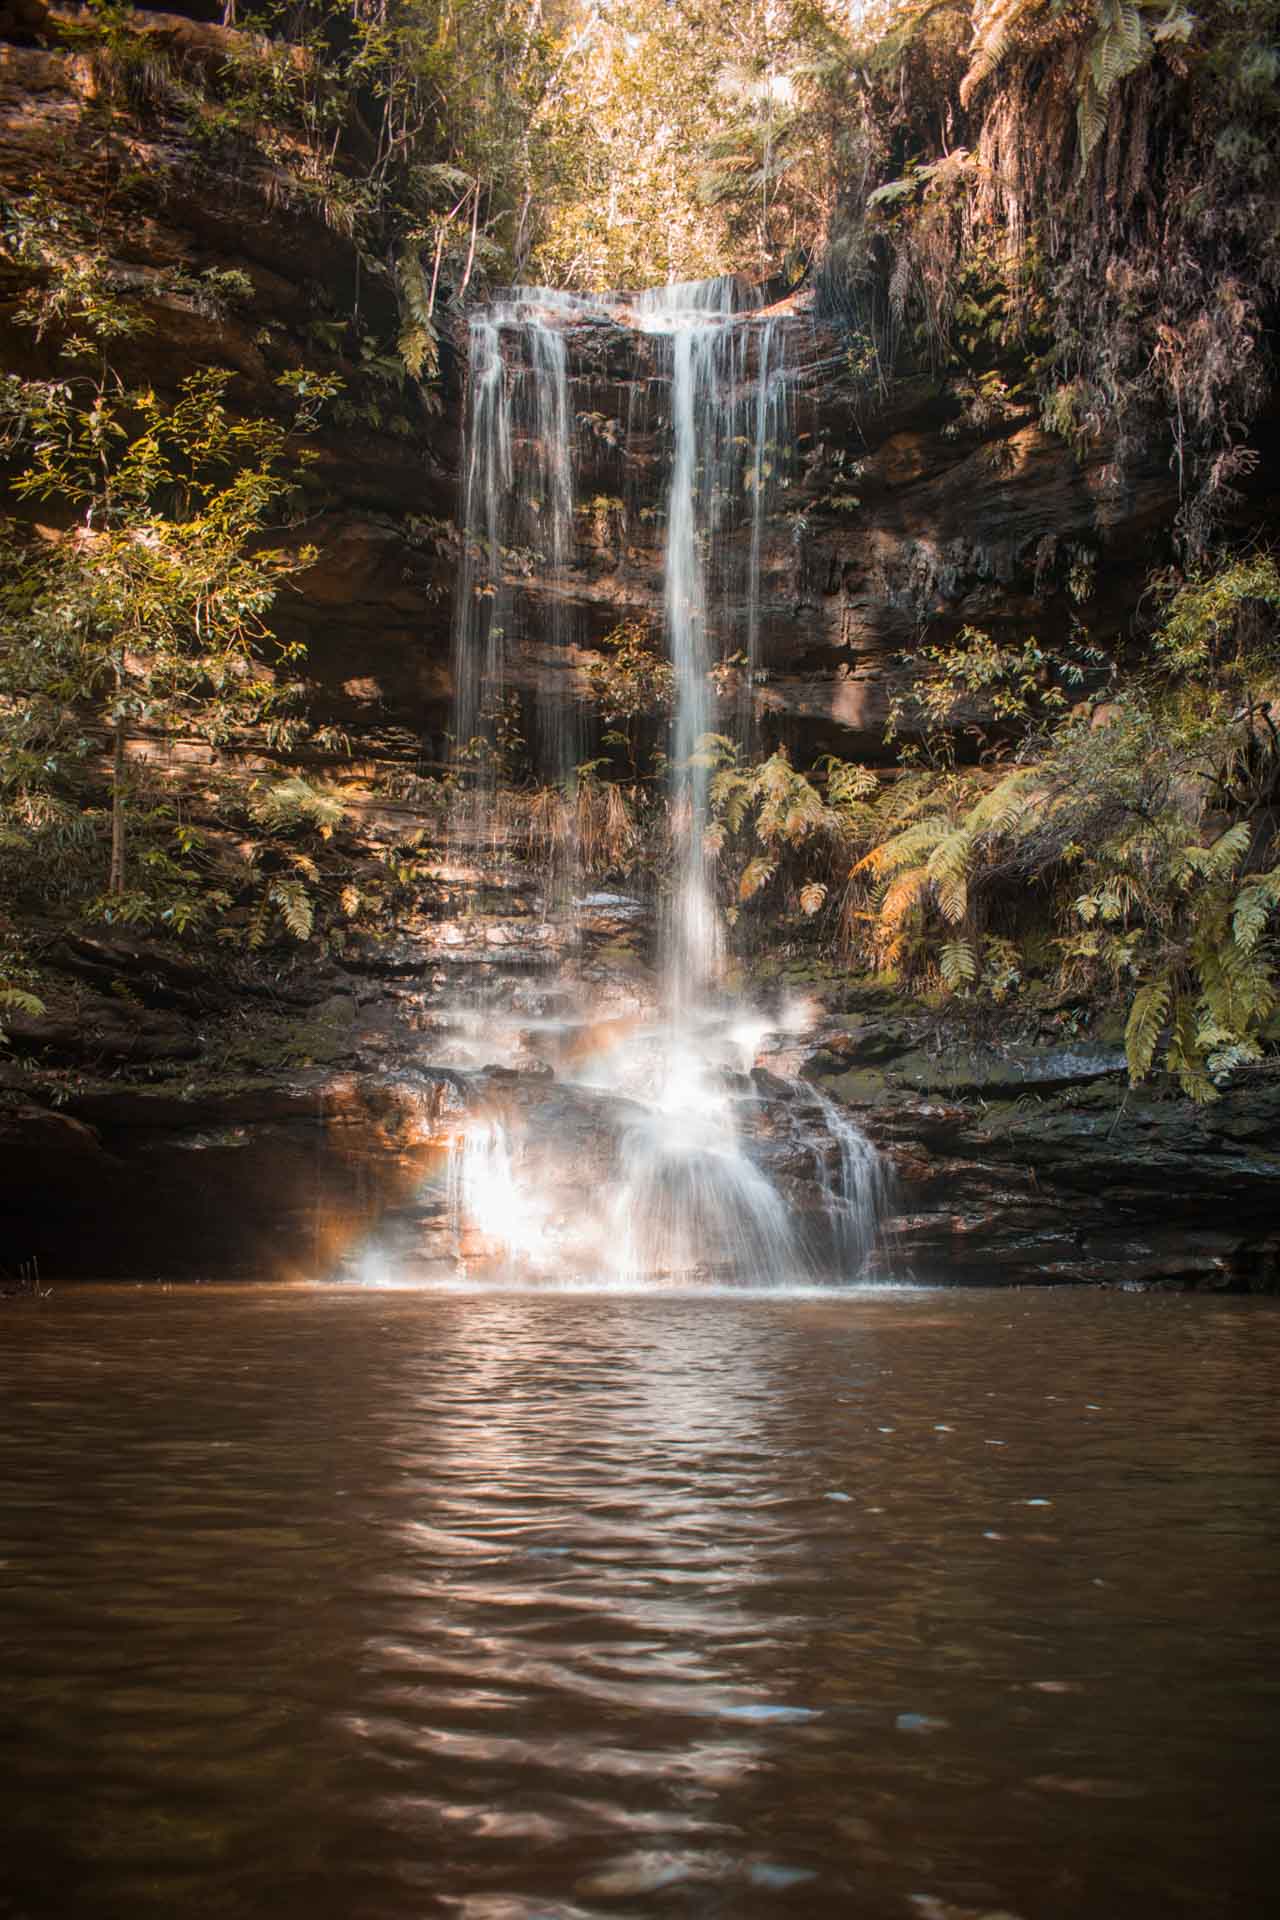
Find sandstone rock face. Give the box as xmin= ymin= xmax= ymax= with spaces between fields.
xmin=444 ymin=304 xmax=1186 ymax=773
xmin=4 ymin=895 xmax=1276 ymax=1289
xmin=0 ymin=14 xmax=458 ymax=755
xmin=0 ymin=19 xmax=1192 ymax=767
xmin=792 ymin=993 xmax=1280 ymax=1292
xmin=4 ymin=16 xmax=1277 ymax=1291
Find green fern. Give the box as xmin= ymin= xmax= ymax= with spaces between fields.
xmin=965 ymin=768 xmax=1034 ymax=836
xmin=1232 ymin=871 xmax=1280 ymax=952
xmin=249 ymin=776 xmax=345 ymax=839
xmin=1166 ymin=995 xmax=1218 ymax=1103
xmin=270 ymin=878 xmax=314 ymax=942
xmin=0 ymin=986 xmax=45 ymax=1018
xmin=928 ymin=826 xmax=971 ymax=925
xmin=1125 ymin=974 xmax=1172 ymax=1081
xmin=396 ymin=249 xmax=440 ymax=384
xmin=958 ymin=0 xmax=1196 ymax=166
xmin=940 ymin=937 xmax=978 ymax=990
xmin=1181 ymin=820 xmax=1252 ymax=883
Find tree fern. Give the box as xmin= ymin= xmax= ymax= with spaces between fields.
xmin=959 ymin=0 xmax=1038 ymax=108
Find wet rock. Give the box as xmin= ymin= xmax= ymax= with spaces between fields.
xmin=0 ymin=1103 xmax=103 ymax=1159
xmin=810 ymin=1023 xmax=1280 ymax=1289
xmin=4 ymin=998 xmax=200 ymax=1064
xmin=0 ymin=1071 xmax=470 ymax=1280
xmin=881 ymin=1042 xmax=1128 ymax=1098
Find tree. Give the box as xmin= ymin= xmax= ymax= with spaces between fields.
xmin=0 ymin=194 xmax=338 ymax=915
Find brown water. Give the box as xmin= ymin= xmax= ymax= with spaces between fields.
xmin=1 ymin=1285 xmax=1277 ymax=1920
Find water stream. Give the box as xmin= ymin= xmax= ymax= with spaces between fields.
xmin=442 ymin=281 xmax=879 ymax=1289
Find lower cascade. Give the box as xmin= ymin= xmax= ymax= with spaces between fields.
xmin=423 ymin=280 xmax=890 ymax=1289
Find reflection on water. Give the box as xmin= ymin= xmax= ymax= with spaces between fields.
xmin=1 ymin=1287 xmax=1277 ymax=1919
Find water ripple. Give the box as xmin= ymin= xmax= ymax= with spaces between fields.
xmin=0 ymin=1286 xmax=1276 ymax=1919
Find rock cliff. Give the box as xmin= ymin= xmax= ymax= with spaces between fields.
xmin=2 ymin=7 xmax=1277 ymax=1291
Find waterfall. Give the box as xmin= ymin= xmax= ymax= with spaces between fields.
xmin=745 ymin=317 xmax=787 ymax=743
xmin=636 ymin=279 xmax=768 ymax=1000
xmin=451 ymin=312 xmax=510 ymax=794
xmin=451 ymin=290 xmax=582 ymax=852
xmin=805 ymin=1083 xmax=894 ymax=1275
xmin=442 ymin=279 xmax=890 ymax=1288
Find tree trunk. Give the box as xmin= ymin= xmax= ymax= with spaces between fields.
xmin=109 ymin=714 xmax=126 ymax=895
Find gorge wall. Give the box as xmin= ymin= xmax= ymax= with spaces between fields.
xmin=1 ymin=7 xmax=1207 ymax=768
xmin=3 ymin=6 xmax=1279 ymax=1292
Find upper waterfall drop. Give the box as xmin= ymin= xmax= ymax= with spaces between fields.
xmin=440 ymin=277 xmax=891 ymax=1288
xmin=632 ymin=277 xmax=791 ymax=1002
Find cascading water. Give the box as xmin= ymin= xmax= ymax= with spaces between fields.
xmin=451 ymin=290 xmax=582 ymax=850
xmin=442 ymin=278 xmax=890 ymax=1288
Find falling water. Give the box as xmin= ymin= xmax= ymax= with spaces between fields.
xmin=443 ymin=278 xmax=888 ymax=1287
xmin=745 ymin=316 xmax=787 ymax=742
xmin=635 ymin=279 xmax=763 ymax=1000
xmin=451 ymin=312 xmax=510 ymax=783
xmin=451 ymin=290 xmax=583 ymax=844
xmin=805 ymin=1083 xmax=893 ymax=1275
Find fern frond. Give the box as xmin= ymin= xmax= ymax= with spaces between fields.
xmin=270 ymin=878 xmax=314 ymax=942
xmin=965 ymin=768 xmax=1033 ymax=837
xmin=1088 ymin=3 xmax=1149 ymax=101
xmin=1201 ymin=819 xmax=1252 ymax=879
xmin=1167 ymin=994 xmax=1218 ymax=1103
xmin=1205 ymin=1038 xmax=1262 ymax=1077
xmin=927 ymin=826 xmax=971 ymax=925
xmin=799 ymin=881 xmax=828 ymax=916
xmin=857 ymin=815 xmax=949 ymax=880
xmin=1195 ymin=932 xmax=1276 ymax=1033
xmin=0 ymin=987 xmax=45 ymax=1017
xmin=1231 ymin=884 xmax=1272 ymax=954
xmin=960 ymin=0 xmax=1036 ymax=108
xmin=250 ymin=776 xmax=345 ymax=839
xmin=939 ymin=938 xmax=978 ymax=991
xmin=246 ymin=889 xmax=271 ymax=951
xmin=1125 ymin=974 xmax=1172 ymax=1081
xmin=875 ymin=866 xmax=929 ymax=943
xmin=396 ymin=249 xmax=440 ymax=383
xmin=739 ymin=855 xmax=777 ymax=901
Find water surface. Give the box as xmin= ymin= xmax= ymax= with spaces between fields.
xmin=1 ymin=1285 xmax=1277 ymax=1918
